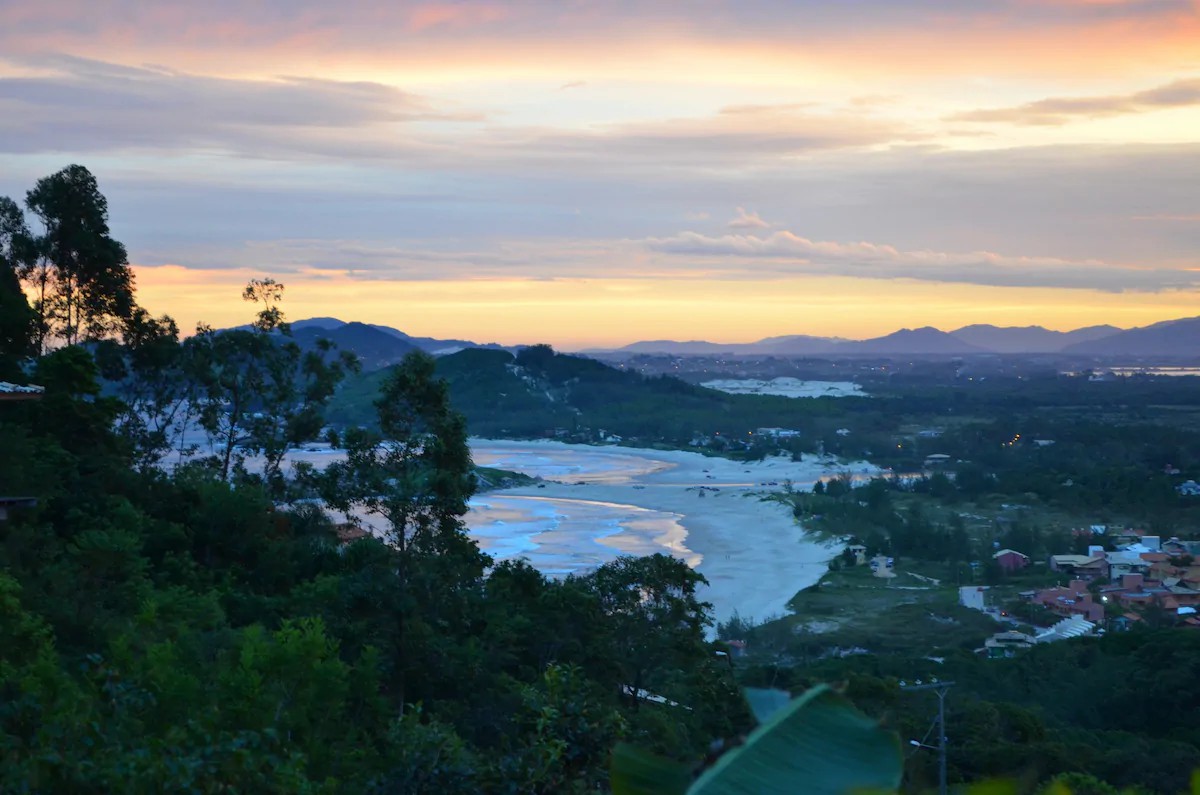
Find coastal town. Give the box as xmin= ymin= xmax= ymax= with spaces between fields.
xmin=965 ymin=532 xmax=1200 ymax=655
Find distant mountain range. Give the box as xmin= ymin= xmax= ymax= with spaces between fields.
xmin=1061 ymin=317 xmax=1200 ymax=357
xmin=233 ymin=315 xmax=1200 ymax=369
xmin=594 ymin=317 xmax=1200 ymax=358
xmin=234 ymin=317 xmax=510 ymax=372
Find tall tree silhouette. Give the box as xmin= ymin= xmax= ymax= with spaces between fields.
xmin=22 ymin=165 xmax=135 ymax=350
xmin=0 ymin=197 xmax=36 ymax=373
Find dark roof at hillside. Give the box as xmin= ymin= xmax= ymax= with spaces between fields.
xmin=0 ymin=382 xmax=44 ymax=400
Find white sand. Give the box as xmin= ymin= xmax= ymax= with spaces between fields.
xmin=274 ymin=438 xmax=880 ymax=630
xmin=471 ymin=439 xmax=879 ymax=629
xmin=700 ymin=378 xmax=867 ymax=398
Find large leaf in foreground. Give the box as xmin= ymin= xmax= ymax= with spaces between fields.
xmin=743 ymin=687 xmax=792 ymax=724
xmin=611 ymin=742 xmax=693 ymax=795
xmin=688 ymin=684 xmax=901 ymax=795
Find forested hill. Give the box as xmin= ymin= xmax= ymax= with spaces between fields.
xmin=327 ymin=344 xmax=845 ymax=441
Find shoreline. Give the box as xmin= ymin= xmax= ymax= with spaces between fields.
xmin=275 ymin=437 xmax=878 ymax=629
xmin=470 ymin=439 xmax=875 ymax=629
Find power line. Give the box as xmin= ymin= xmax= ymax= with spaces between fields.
xmin=900 ymin=680 xmax=954 ymax=795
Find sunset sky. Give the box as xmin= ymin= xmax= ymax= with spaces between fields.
xmin=1 ymin=0 xmax=1198 ymax=348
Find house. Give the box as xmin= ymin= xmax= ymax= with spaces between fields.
xmin=1093 ymin=573 xmax=1200 ymax=618
xmin=755 ymin=427 xmax=802 ymax=439
xmin=1033 ymin=439 xmax=1055 ymax=447
xmin=960 ymin=585 xmax=990 ymax=612
xmin=0 ymin=496 xmax=37 ymax=522
xmin=1110 ymin=615 xmax=1141 ymax=632
xmin=1109 ymin=529 xmax=1144 ymax=547
xmin=1049 ymin=554 xmax=1109 ymax=581
xmin=983 ymin=631 xmax=1036 ymax=658
xmin=1112 ymin=534 xmax=1160 ymax=552
xmin=923 ymin=453 xmax=952 ymax=467
xmin=835 ymin=428 xmax=851 ymax=437
xmin=1106 ymin=550 xmax=1154 ymax=579
xmin=993 ymin=549 xmax=1030 ymax=573
xmin=1025 ymin=579 xmax=1105 ymax=622
xmin=917 ymin=428 xmax=944 ymax=439
xmin=0 ymin=382 xmax=44 ymax=401
xmin=847 ymin=543 xmax=868 ymax=565
xmin=1178 ymin=480 xmax=1200 ymax=496
xmin=335 ymin=523 xmax=371 ymax=548
xmin=1162 ymin=537 xmax=1200 ymax=557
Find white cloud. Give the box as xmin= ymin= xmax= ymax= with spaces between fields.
xmin=727 ymin=207 xmax=770 ymax=229
xmin=645 ymin=230 xmax=1198 ymax=292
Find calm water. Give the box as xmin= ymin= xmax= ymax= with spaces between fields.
xmin=464 ymin=442 xmax=700 ymax=574
xmin=466 ymin=493 xmax=698 ymax=576
xmin=471 ymin=441 xmax=674 ymax=484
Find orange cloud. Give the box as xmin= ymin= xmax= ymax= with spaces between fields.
xmin=1 ymin=2 xmax=1195 ymax=84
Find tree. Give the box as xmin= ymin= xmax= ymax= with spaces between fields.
xmin=324 ymin=351 xmax=477 ymax=558
xmin=95 ymin=308 xmax=194 ymax=470
xmin=321 ymin=351 xmax=486 ymax=702
xmin=0 ymin=197 xmax=37 ymax=372
xmin=582 ymin=554 xmax=711 ymax=712
xmin=187 ymin=322 xmax=271 ymax=480
xmin=515 ymin=343 xmax=556 ymax=371
xmin=241 ymin=288 xmax=358 ymax=492
xmin=243 ymin=276 xmax=287 ymax=333
xmin=21 ymin=165 xmax=135 ymax=349
xmin=187 ymin=278 xmax=356 ymax=487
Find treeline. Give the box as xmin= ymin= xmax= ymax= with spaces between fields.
xmin=0 ymin=167 xmax=747 ymax=791
xmin=330 ymin=343 xmax=845 ymax=444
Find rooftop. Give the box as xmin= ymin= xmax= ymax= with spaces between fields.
xmin=0 ymin=382 xmax=44 ymax=400
xmin=1051 ymin=554 xmax=1106 ymax=567
xmin=335 ymin=524 xmax=372 ymax=544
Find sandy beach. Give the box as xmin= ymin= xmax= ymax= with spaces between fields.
xmin=269 ymin=437 xmax=877 ymax=629
xmin=470 ymin=439 xmax=877 ymax=629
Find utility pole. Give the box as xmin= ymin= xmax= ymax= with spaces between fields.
xmin=901 ymin=680 xmax=954 ymax=795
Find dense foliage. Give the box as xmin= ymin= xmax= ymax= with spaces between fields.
xmin=0 ymin=338 xmax=748 ymax=792
xmin=0 ymin=169 xmax=750 ymax=792
xmin=329 ymin=344 xmax=842 ymax=444
xmin=738 ymin=631 xmax=1200 ymax=794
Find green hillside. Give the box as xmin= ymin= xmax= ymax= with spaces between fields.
xmin=328 ymin=345 xmax=846 ymax=444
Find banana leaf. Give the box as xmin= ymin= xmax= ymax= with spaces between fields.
xmin=687 ymin=684 xmax=901 ymax=795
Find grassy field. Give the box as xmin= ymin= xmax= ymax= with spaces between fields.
xmin=727 ymin=562 xmax=1003 ymax=662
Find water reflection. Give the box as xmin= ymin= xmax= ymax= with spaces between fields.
xmin=470 ymin=442 xmax=675 ymax=484
xmin=465 ymin=494 xmax=701 ymax=575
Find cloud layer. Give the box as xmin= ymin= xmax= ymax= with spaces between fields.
xmin=953 ymin=77 xmax=1200 ymax=125
xmin=1 ymin=0 xmax=1198 ymax=343
xmin=646 ymin=230 xmax=1196 ymax=292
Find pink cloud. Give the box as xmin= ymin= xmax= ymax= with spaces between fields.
xmin=727 ymin=208 xmax=771 ymax=229
xmin=407 ymin=3 xmax=511 ymax=33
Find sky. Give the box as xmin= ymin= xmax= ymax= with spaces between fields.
xmin=1 ymin=0 xmax=1198 ymax=349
